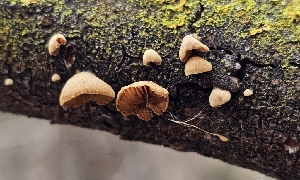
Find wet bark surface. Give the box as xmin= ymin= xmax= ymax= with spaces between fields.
xmin=0 ymin=1 xmax=299 ymax=179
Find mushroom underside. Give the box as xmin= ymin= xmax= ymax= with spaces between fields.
xmin=116 ymin=85 xmax=168 ymax=120
xmin=61 ymin=93 xmax=113 ymax=106
xmin=137 ymin=107 xmax=153 ymax=121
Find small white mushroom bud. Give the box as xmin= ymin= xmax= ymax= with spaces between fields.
xmin=4 ymin=78 xmax=13 ymax=86
xmin=243 ymin=89 xmax=253 ymax=96
xmin=51 ymin=73 xmax=61 ymax=82
xmin=209 ymin=87 xmax=231 ymax=107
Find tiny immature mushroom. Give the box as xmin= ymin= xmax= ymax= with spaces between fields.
xmin=209 ymin=87 xmax=231 ymax=107
xmin=116 ymin=81 xmax=169 ymax=121
xmin=184 ymin=56 xmax=212 ymax=76
xmin=59 ymin=72 xmax=115 ymax=106
xmin=243 ymin=89 xmax=253 ymax=96
xmin=51 ymin=73 xmax=60 ymax=82
xmin=143 ymin=49 xmax=162 ymax=66
xmin=179 ymin=34 xmax=209 ymax=62
xmin=4 ymin=78 xmax=13 ymax=86
xmin=48 ymin=34 xmax=67 ymax=56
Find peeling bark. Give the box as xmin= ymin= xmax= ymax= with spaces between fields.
xmin=0 ymin=1 xmax=299 ymax=179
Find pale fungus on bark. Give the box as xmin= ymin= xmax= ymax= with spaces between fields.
xmin=179 ymin=34 xmax=209 ymax=62
xmin=51 ymin=73 xmax=61 ymax=82
xmin=59 ymin=72 xmax=115 ymax=107
xmin=243 ymin=89 xmax=253 ymax=96
xmin=209 ymin=87 xmax=231 ymax=107
xmin=4 ymin=78 xmax=13 ymax=86
xmin=48 ymin=34 xmax=67 ymax=56
xmin=143 ymin=49 xmax=162 ymax=66
xmin=184 ymin=56 xmax=212 ymax=76
xmin=116 ymin=81 xmax=169 ymax=121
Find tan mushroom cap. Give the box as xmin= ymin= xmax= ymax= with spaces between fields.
xmin=243 ymin=89 xmax=253 ymax=96
xmin=179 ymin=34 xmax=209 ymax=62
xmin=51 ymin=73 xmax=61 ymax=82
xmin=184 ymin=56 xmax=212 ymax=76
xmin=48 ymin=34 xmax=67 ymax=56
xmin=4 ymin=78 xmax=13 ymax=86
xmin=59 ymin=72 xmax=115 ymax=106
xmin=143 ymin=49 xmax=162 ymax=66
xmin=209 ymin=87 xmax=231 ymax=107
xmin=116 ymin=81 xmax=169 ymax=121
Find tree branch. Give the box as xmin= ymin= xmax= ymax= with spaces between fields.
xmin=0 ymin=1 xmax=299 ymax=179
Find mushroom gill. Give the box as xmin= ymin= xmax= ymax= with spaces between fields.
xmin=116 ymin=81 xmax=169 ymax=121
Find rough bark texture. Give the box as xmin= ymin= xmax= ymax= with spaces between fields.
xmin=0 ymin=1 xmax=300 ymax=179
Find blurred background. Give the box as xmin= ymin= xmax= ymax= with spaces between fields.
xmin=0 ymin=111 xmax=275 ymax=180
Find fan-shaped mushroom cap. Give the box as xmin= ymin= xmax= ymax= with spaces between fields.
xmin=59 ymin=72 xmax=115 ymax=106
xmin=185 ymin=56 xmax=212 ymax=76
xmin=209 ymin=87 xmax=231 ymax=107
xmin=48 ymin=34 xmax=67 ymax=56
xmin=116 ymin=81 xmax=169 ymax=121
xmin=143 ymin=49 xmax=162 ymax=66
xmin=179 ymin=34 xmax=209 ymax=62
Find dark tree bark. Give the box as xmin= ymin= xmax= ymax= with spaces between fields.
xmin=0 ymin=1 xmax=300 ymax=179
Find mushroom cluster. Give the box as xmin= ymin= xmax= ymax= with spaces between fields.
xmin=116 ymin=81 xmax=169 ymax=121
xmin=50 ymin=31 xmax=245 ymax=142
xmin=178 ymin=34 xmax=212 ymax=76
xmin=179 ymin=34 xmax=236 ymax=107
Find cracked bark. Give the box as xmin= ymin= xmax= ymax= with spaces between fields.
xmin=0 ymin=1 xmax=300 ymax=179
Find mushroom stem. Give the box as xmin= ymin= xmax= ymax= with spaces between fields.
xmin=167 ymin=112 xmax=228 ymax=142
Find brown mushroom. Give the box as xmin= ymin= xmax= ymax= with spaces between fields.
xmin=116 ymin=81 xmax=169 ymax=121
xmin=48 ymin=34 xmax=67 ymax=56
xmin=59 ymin=72 xmax=115 ymax=106
xmin=143 ymin=49 xmax=162 ymax=66
xmin=184 ymin=56 xmax=212 ymax=76
xmin=179 ymin=34 xmax=209 ymax=62
xmin=209 ymin=87 xmax=231 ymax=107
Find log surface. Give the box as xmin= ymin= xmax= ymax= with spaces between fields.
xmin=0 ymin=1 xmax=299 ymax=179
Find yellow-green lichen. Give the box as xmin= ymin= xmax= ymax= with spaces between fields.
xmin=0 ymin=0 xmax=66 ymax=63
xmin=131 ymin=0 xmax=201 ymax=29
xmin=9 ymin=0 xmax=56 ymax=6
xmin=2 ymin=0 xmax=299 ymax=67
xmin=194 ymin=0 xmax=300 ymax=66
xmin=83 ymin=0 xmax=188 ymax=58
